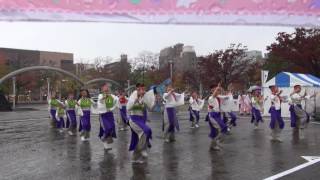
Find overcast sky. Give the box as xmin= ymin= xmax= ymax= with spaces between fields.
xmin=0 ymin=22 xmax=294 ymax=63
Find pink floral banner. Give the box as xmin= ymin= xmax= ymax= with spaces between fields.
xmin=0 ymin=0 xmax=320 ymax=26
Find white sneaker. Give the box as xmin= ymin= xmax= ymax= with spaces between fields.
xmin=132 ymin=159 xmax=144 ymax=164
xmin=190 ymin=125 xmax=195 ymax=129
xmin=270 ymin=137 xmax=282 ymax=143
xmin=195 ymin=124 xmax=200 ymax=128
xmin=141 ymin=150 xmax=148 ymax=158
xmin=68 ymin=131 xmax=74 ymax=136
xmin=59 ymin=129 xmax=64 ymax=133
xmin=81 ymin=136 xmax=89 ymax=142
xmin=164 ymin=139 xmax=170 ymax=143
xmin=80 ymin=136 xmax=85 ymax=141
xmin=103 ymin=142 xmax=112 ymax=150
xmin=210 ymin=145 xmax=221 ymax=151
xmin=119 ymin=128 xmax=125 ymax=131
xmin=254 ymin=126 xmax=258 ymax=130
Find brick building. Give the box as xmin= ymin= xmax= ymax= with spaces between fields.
xmin=0 ymin=48 xmax=74 ymax=101
xmin=0 ymin=48 xmax=74 ymax=71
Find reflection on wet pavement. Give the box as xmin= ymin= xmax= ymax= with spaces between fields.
xmin=0 ymin=105 xmax=320 ymax=180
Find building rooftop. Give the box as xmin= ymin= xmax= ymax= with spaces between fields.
xmin=0 ymin=47 xmax=73 ymax=55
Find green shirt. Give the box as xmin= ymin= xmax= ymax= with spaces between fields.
xmin=67 ymin=99 xmax=76 ymax=108
xmin=131 ymin=103 xmax=145 ymax=111
xmin=57 ymin=107 xmax=65 ymax=116
xmin=105 ymin=94 xmax=115 ymax=109
xmin=50 ymin=99 xmax=59 ymax=107
xmin=80 ymin=98 xmax=92 ymax=108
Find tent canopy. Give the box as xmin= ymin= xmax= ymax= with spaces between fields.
xmin=264 ymin=72 xmax=320 ymax=87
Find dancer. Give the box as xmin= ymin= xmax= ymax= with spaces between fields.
xmin=163 ymin=85 xmax=185 ymax=142
xmin=268 ymin=85 xmax=285 ymax=142
xmin=118 ymin=91 xmax=129 ymax=131
xmin=221 ymin=87 xmax=237 ymax=129
xmin=251 ymin=88 xmax=264 ymax=129
xmin=97 ymin=84 xmax=119 ymax=150
xmin=289 ymin=84 xmax=317 ymax=139
xmin=56 ymin=104 xmax=66 ymax=133
xmin=65 ymin=92 xmax=77 ymax=135
xmin=48 ymin=92 xmax=63 ymax=128
xmin=78 ymin=89 xmax=95 ymax=141
xmin=189 ymin=91 xmax=204 ymax=128
xmin=206 ymin=83 xmax=228 ymax=151
xmin=127 ymin=83 xmax=155 ymax=163
xmin=238 ymin=93 xmax=251 ymax=115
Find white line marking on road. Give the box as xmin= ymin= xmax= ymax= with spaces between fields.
xmin=311 ymin=121 xmax=320 ymax=125
xmin=264 ymin=156 xmax=320 ymax=180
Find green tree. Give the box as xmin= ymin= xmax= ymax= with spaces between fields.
xmin=265 ymin=28 xmax=320 ymax=80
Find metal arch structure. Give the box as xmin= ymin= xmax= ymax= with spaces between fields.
xmin=84 ymin=78 xmax=121 ymax=88
xmin=0 ymin=66 xmax=84 ymax=86
xmin=125 ymin=85 xmax=136 ymax=92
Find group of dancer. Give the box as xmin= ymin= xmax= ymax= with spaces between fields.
xmin=47 ymin=82 xmax=318 ymax=163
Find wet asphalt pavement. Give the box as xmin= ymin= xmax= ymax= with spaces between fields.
xmin=0 ymin=104 xmax=320 ymax=180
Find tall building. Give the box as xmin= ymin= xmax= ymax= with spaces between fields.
xmin=159 ymin=43 xmax=197 ymax=73
xmin=244 ymin=50 xmax=263 ymax=62
xmin=103 ymin=54 xmax=131 ymax=87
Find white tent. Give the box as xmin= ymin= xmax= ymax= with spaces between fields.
xmin=262 ymin=72 xmax=320 ymax=117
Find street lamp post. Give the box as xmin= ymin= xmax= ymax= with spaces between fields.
xmin=169 ymin=60 xmax=173 ymax=82
xmin=127 ymin=80 xmax=130 ymax=94
xmin=142 ymin=58 xmax=146 ymax=84
xmin=12 ymin=77 xmax=16 ymax=109
xmin=60 ymin=79 xmax=68 ymax=100
xmin=46 ymin=78 xmax=50 ymax=100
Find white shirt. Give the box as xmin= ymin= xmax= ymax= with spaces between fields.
xmin=97 ymin=93 xmax=118 ymax=113
xmin=163 ymin=92 xmax=184 ymax=108
xmin=244 ymin=95 xmax=251 ymax=105
xmin=290 ymin=93 xmax=310 ymax=105
xmin=220 ymin=94 xmax=233 ymax=112
xmin=208 ymin=96 xmax=220 ymax=112
xmin=127 ymin=90 xmax=155 ymax=114
xmin=189 ymin=97 xmax=204 ymax=111
xmin=270 ymin=94 xmax=281 ymax=110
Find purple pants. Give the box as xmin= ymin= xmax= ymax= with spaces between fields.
xmin=289 ymin=104 xmax=310 ymax=128
xmin=66 ymin=110 xmax=77 ymax=129
xmin=119 ymin=106 xmax=128 ymax=124
xmin=165 ymin=107 xmax=179 ymax=133
xmin=251 ymin=107 xmax=263 ymax=124
xmin=228 ymin=112 xmax=237 ymax=126
xmin=79 ymin=110 xmax=91 ymax=132
xmin=208 ymin=112 xmax=228 ymax=139
xmin=189 ymin=108 xmax=200 ymax=123
xmin=269 ymin=107 xmax=284 ymax=129
xmin=50 ymin=109 xmax=57 ymax=122
xmin=129 ymin=115 xmax=152 ymax=151
xmin=99 ymin=111 xmax=117 ymax=139
xmin=56 ymin=117 xmax=65 ymax=129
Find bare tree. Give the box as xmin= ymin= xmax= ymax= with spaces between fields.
xmin=130 ymin=51 xmax=159 ymax=71
xmin=93 ymin=56 xmax=113 ymax=72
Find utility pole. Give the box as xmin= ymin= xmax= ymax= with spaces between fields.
xmin=12 ymin=77 xmax=16 ymax=109
xmin=47 ymin=78 xmax=50 ymax=100
xmin=169 ymin=60 xmax=173 ymax=83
